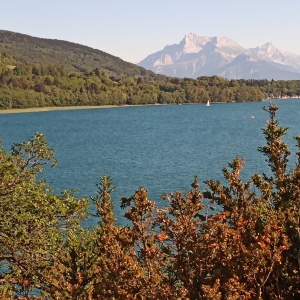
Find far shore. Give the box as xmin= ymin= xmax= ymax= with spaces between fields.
xmin=0 ymin=105 xmax=123 ymax=115
xmin=0 ymin=98 xmax=291 ymax=115
xmin=0 ymin=103 xmax=175 ymax=115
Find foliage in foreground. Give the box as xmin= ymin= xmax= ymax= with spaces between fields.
xmin=0 ymin=103 xmax=300 ymax=299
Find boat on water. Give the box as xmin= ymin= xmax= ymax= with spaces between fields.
xmin=206 ymin=100 xmax=210 ymax=107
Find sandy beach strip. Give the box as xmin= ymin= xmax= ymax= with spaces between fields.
xmin=0 ymin=103 xmax=167 ymax=115
xmin=0 ymin=105 xmax=120 ymax=115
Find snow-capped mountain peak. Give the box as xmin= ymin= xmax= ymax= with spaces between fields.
xmin=138 ymin=34 xmax=300 ymax=80
xmin=182 ymin=33 xmax=210 ymax=54
xmin=248 ymin=42 xmax=286 ymax=63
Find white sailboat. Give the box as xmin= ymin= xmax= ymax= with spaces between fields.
xmin=206 ymin=99 xmax=210 ymax=106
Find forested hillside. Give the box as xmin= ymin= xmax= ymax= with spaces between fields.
xmin=0 ymin=51 xmax=300 ymax=109
xmin=0 ymin=30 xmax=162 ymax=78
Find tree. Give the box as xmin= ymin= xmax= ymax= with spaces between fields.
xmin=0 ymin=133 xmax=88 ymax=298
xmin=201 ymin=103 xmax=300 ymax=298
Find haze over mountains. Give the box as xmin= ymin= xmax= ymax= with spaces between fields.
xmin=138 ymin=33 xmax=300 ymax=80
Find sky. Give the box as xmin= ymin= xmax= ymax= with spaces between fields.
xmin=1 ymin=0 xmax=300 ymax=64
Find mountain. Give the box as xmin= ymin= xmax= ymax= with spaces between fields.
xmin=138 ymin=33 xmax=300 ymax=80
xmin=0 ymin=30 xmax=163 ymax=79
xmin=217 ymin=53 xmax=300 ymax=80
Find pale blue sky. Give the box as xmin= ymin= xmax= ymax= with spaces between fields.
xmin=1 ymin=0 xmax=299 ymax=63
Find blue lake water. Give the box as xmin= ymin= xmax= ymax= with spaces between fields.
xmin=1 ymin=99 xmax=300 ymax=226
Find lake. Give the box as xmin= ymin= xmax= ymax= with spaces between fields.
xmin=1 ymin=99 xmax=300 ymax=226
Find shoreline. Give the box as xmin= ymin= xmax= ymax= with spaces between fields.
xmin=0 ymin=103 xmax=170 ymax=115
xmin=0 ymin=98 xmax=294 ymax=115
xmin=0 ymin=105 xmax=121 ymax=115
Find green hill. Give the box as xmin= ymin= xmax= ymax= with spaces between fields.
xmin=0 ymin=30 xmax=162 ymax=78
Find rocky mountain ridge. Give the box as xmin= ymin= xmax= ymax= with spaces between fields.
xmin=138 ymin=33 xmax=300 ymax=80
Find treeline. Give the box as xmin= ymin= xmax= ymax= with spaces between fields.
xmin=0 ymin=52 xmax=300 ymax=110
xmin=1 ymin=103 xmax=300 ymax=299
